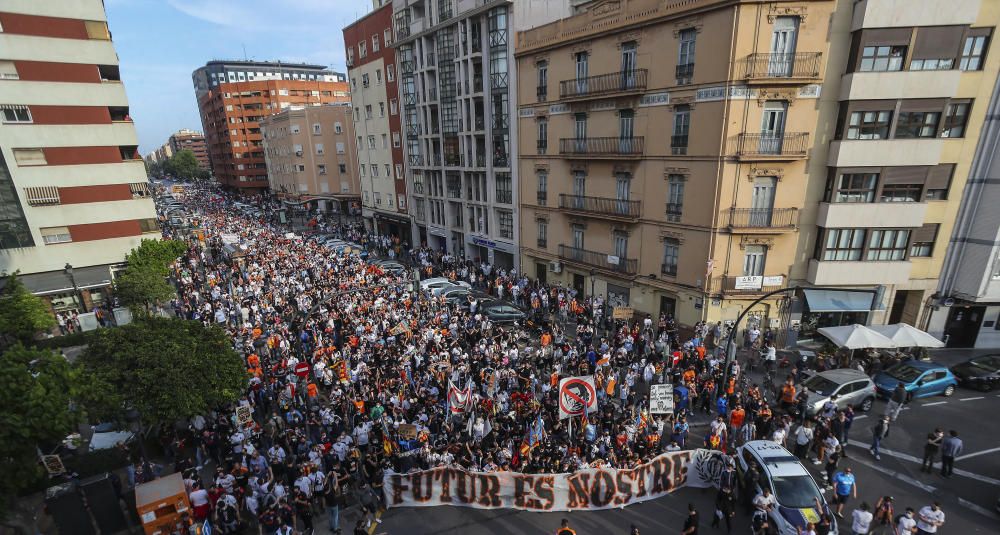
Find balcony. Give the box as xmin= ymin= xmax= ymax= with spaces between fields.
xmin=816 ymin=202 xmax=927 ymax=229
xmin=558 ymin=244 xmax=638 ymax=276
xmin=734 ymin=132 xmax=809 ymax=161
xmin=559 ymin=194 xmax=640 ymax=221
xmin=537 ymin=86 xmax=547 ymax=102
xmin=707 ymin=275 xmax=787 ymax=296
xmin=675 ymin=63 xmax=694 ymax=80
xmin=741 ymin=52 xmax=822 ymax=84
xmin=559 ymin=69 xmax=648 ymax=101
xmin=727 ymin=208 xmax=798 ymax=232
xmin=537 ymin=140 xmax=547 ymax=154
xmin=536 ymin=191 xmax=547 ymax=205
xmin=559 ymin=137 xmax=645 ymax=159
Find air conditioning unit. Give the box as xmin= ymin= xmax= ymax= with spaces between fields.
xmin=549 ymin=260 xmax=562 ymax=273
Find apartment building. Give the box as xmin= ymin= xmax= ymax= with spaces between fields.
xmin=192 ymin=60 xmax=349 ymax=192
xmin=391 ymin=0 xmax=575 ymax=268
xmin=344 ymin=0 xmax=410 ymax=242
xmin=168 ymin=128 xmax=210 ymax=169
xmin=516 ymin=0 xmax=998 ymax=338
xmin=260 ymin=104 xmax=363 ymax=215
xmin=0 ymin=0 xmax=158 ymax=312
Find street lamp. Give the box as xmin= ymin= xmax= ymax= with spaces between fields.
xmin=64 ymin=263 xmax=88 ymax=312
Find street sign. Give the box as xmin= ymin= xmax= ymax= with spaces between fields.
xmin=236 ymin=405 xmax=253 ymax=426
xmin=294 ymin=362 xmax=310 ymax=378
xmin=734 ymin=276 xmax=763 ymax=290
xmin=649 ymin=383 xmax=675 ymax=415
xmin=612 ymin=307 xmax=634 ymax=320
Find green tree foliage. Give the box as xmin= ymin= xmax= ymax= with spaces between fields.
xmin=0 ymin=345 xmax=77 ymax=516
xmin=125 ymin=239 xmax=187 ymax=277
xmin=115 ymin=239 xmax=187 ymax=317
xmin=0 ymin=273 xmax=55 ymax=346
xmin=76 ymin=317 xmax=246 ymax=425
xmin=163 ymin=150 xmax=207 ymax=180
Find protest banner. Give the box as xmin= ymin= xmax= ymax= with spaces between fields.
xmin=384 ymin=449 xmax=727 ymax=511
xmin=649 ymin=383 xmax=675 ymax=415
xmin=558 ymin=376 xmax=598 ymax=419
xmin=612 ymin=307 xmax=634 ymax=320
xmin=398 ymin=423 xmax=418 ymax=440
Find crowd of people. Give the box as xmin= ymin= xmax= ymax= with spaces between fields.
xmin=135 ymin=184 xmax=951 ymax=535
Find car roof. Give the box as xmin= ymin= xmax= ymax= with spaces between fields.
xmin=812 ymin=368 xmax=871 ymax=383
xmin=743 ymin=441 xmax=810 ymax=477
xmin=895 ymin=360 xmax=947 ymax=371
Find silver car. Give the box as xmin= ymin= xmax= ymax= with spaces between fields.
xmin=801 ymin=368 xmax=877 ymax=415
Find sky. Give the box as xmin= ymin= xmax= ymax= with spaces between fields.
xmin=104 ymin=0 xmax=374 ymax=154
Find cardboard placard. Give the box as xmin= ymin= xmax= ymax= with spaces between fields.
xmin=398 ymin=424 xmax=418 ymax=440
xmin=649 ymin=383 xmax=675 ymax=415
xmin=612 ymin=307 xmax=634 ymax=320
xmin=236 ymin=405 xmax=253 ymax=426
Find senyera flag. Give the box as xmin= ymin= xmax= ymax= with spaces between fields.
xmin=558 ymin=376 xmax=598 ymax=420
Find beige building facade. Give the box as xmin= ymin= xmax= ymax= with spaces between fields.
xmin=516 ymin=0 xmax=999 ymax=339
xmin=260 ymin=105 xmax=362 ymax=214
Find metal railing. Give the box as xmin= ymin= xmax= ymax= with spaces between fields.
xmin=670 ymin=134 xmax=688 ymax=149
xmin=675 ymin=63 xmax=694 ymax=79
xmin=558 ymin=244 xmax=638 ymax=275
xmin=537 ymin=238 xmax=547 ymax=248
xmin=666 ymin=202 xmax=683 ymax=221
xmin=735 ymin=133 xmax=809 ymax=158
xmin=742 ymin=52 xmax=822 ymax=80
xmin=709 ymin=275 xmax=785 ymax=295
xmin=537 ymin=139 xmax=547 ymax=154
xmin=537 ymin=86 xmax=547 ymax=102
xmin=728 ymin=208 xmax=798 ymax=228
xmin=559 ymin=137 xmax=645 ymax=157
xmin=559 ymin=69 xmax=648 ymax=100
xmin=536 ymin=191 xmax=547 ymax=205
xmin=559 ymin=194 xmax=641 ymax=218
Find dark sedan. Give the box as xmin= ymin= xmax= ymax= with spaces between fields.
xmin=950 ymin=354 xmax=1000 ymax=392
xmin=480 ymin=301 xmax=527 ymax=323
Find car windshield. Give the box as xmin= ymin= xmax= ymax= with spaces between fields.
xmin=772 ymin=475 xmax=821 ymax=509
xmin=801 ymin=375 xmax=838 ymax=396
xmin=969 ymin=356 xmax=1000 ymax=371
xmin=886 ymin=363 xmax=922 ymax=383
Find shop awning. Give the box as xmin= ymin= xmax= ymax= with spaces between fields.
xmin=11 ymin=265 xmax=114 ymax=296
xmin=802 ymin=289 xmax=875 ymax=312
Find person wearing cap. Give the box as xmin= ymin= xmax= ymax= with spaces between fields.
xmin=870 ymin=415 xmax=891 ymax=460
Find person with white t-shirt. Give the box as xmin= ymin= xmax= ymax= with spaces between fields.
xmin=851 ymin=502 xmax=873 ymax=535
xmin=896 ymin=507 xmax=918 ymax=535
xmin=916 ymin=502 xmax=944 ymax=534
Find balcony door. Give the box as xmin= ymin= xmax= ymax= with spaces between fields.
xmin=760 ymin=101 xmax=787 ymax=154
xmin=750 ymin=177 xmax=777 ymax=226
xmin=575 ymin=52 xmax=589 ymax=94
xmin=615 ymin=173 xmax=631 ymax=216
xmin=572 ymin=171 xmax=586 ymax=209
xmin=574 ymin=113 xmax=587 ymax=152
xmin=621 ymin=41 xmax=637 ymax=89
xmin=743 ymin=245 xmax=767 ymax=276
xmin=571 ymin=224 xmax=585 ymax=252
xmin=613 ymin=232 xmax=628 ymax=268
xmin=619 ymin=109 xmax=634 ymax=153
xmin=769 ymin=16 xmax=799 ymax=76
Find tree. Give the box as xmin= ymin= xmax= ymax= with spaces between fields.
xmin=164 ymin=150 xmax=201 ymax=181
xmin=76 ymin=317 xmax=246 ymax=425
xmin=0 ymin=345 xmax=77 ymax=517
xmin=114 ymin=239 xmax=187 ymax=317
xmin=0 ymin=273 xmax=55 ymax=346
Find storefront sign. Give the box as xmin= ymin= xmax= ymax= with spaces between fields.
xmin=472 ymin=236 xmax=497 ymax=249
xmin=734 ymin=276 xmax=763 ymax=290
xmin=429 ymin=227 xmax=448 ymax=238
xmin=762 ymin=275 xmax=784 ymax=287
xmin=384 ymin=449 xmax=725 ymax=511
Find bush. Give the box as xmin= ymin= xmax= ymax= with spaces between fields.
xmin=32 ymin=331 xmax=94 ymax=350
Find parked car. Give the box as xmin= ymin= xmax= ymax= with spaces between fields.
xmin=800 ymin=368 xmax=878 ymax=414
xmin=374 ymin=260 xmax=408 ymax=275
xmin=950 ymin=354 xmax=1000 ymax=392
xmin=735 ymin=441 xmax=836 ymax=535
xmin=480 ymin=301 xmax=527 ymax=323
xmin=873 ymin=360 xmax=958 ymax=400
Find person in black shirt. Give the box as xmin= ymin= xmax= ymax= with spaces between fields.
xmin=712 ymin=486 xmax=736 ymax=533
xmin=682 ymin=503 xmax=699 ymax=535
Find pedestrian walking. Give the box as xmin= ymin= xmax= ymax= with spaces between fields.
xmin=915 ymin=502 xmax=944 ymax=534
xmin=794 ymin=420 xmax=814 ymax=459
xmin=920 ymin=429 xmax=944 ymax=473
xmin=851 ymin=502 xmax=873 ymax=535
xmin=885 ymin=383 xmax=907 ymax=421
xmin=711 ymin=486 xmax=736 ymax=533
xmin=895 ymin=507 xmax=918 ymax=534
xmin=832 ymin=467 xmax=857 ymax=518
xmin=682 ymin=503 xmax=699 ymax=535
xmin=870 ymin=415 xmax=890 ymax=460
xmin=939 ymin=430 xmax=962 ymax=477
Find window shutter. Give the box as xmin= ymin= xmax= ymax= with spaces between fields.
xmin=912 ymin=26 xmax=965 ymax=60
xmin=911 ymin=223 xmax=939 ymax=243
xmin=881 ymin=166 xmax=929 ymax=185
xmin=23 ymin=186 xmax=61 ymax=206
xmin=859 ymin=28 xmax=913 ymax=47
xmin=926 ymin=164 xmax=955 ymax=189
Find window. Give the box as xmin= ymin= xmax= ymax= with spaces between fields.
xmin=290 ymin=124 xmax=301 ymax=134
xmin=387 ymin=65 xmax=395 ymax=82
xmin=365 ymin=105 xmax=372 ymax=119
xmin=374 ymin=192 xmax=381 ymax=205
xmin=537 ymin=118 xmax=548 ymax=153
xmin=678 ymin=28 xmax=697 ymax=79
xmin=395 ymin=164 xmax=403 ymax=179
xmin=293 ymin=144 xmax=303 ymax=155
xmin=354 ymin=107 xmax=360 ymax=121
xmin=942 ymin=102 xmax=970 ymax=138
xmin=880 ymin=183 xmax=922 ymax=202
xmin=662 ymin=239 xmax=679 ymax=276
xmin=537 ymin=220 xmax=548 ymax=247
xmin=672 ymin=105 xmax=690 ymax=155
xmin=613 ymin=231 xmax=628 ymax=260
xmin=822 ymin=228 xmax=865 ymax=261
xmin=537 ymin=61 xmax=548 ymax=101
xmin=339 ymin=163 xmax=347 ymax=173
xmin=743 ymin=245 xmax=766 ymax=276
xmin=910 ymin=224 xmax=939 ymax=257
xmin=859 ymin=46 xmax=906 ymax=71
xmin=572 ymin=224 xmax=585 ymax=249
xmin=537 ymin=172 xmax=548 ymax=204
xmin=129 ymin=182 xmax=150 ymax=198
xmin=867 ymin=229 xmax=910 ymax=260
xmin=667 ymin=175 xmax=685 ymax=221
xmin=385 ymin=164 xmax=391 ymax=177
xmin=1 ymin=105 xmax=31 ymax=123
xmin=390 ymin=99 xmax=398 ymax=115
xmin=371 ymin=164 xmax=379 ymax=177
xmin=847 ymin=110 xmax=892 ymax=140
xmin=360 ymin=165 xmax=366 ymax=176
xmin=139 ymin=218 xmax=159 ymax=233
xmin=368 ymin=135 xmax=376 ymax=149
xmin=926 ymin=165 xmax=954 ymax=200
xmin=384 ymin=29 xmax=392 ymax=47
xmin=23 ymin=186 xmax=60 ymax=206
xmin=40 ymin=226 xmax=72 ymax=244
xmin=392 ymin=132 xmax=401 ymax=148
xmin=376 ymin=69 xmax=383 ymax=84
xmin=335 ymin=142 xmax=345 ymax=154
xmin=960 ymin=34 xmax=989 ymax=71
xmin=382 ymin=134 xmax=388 ymax=148
xmin=0 ymin=61 xmax=19 ymax=80
xmin=12 ymin=148 xmax=46 ymax=166
xmin=372 ymin=35 xmax=380 ymax=52
xmin=362 ymin=74 xmax=370 ymax=88
xmin=315 ymin=143 xmax=324 ymax=155
xmin=909 ymin=58 xmax=954 ymax=71
xmin=496 ymin=172 xmax=512 ymax=204
xmin=379 ymin=102 xmax=385 ymax=117
xmin=359 ymin=41 xmax=367 ymax=57
xmin=312 ymin=123 xmax=322 ymax=135
xmin=318 ymin=164 xmax=327 ymax=175
xmin=84 ymin=20 xmax=110 ymax=40
xmin=835 ymin=172 xmax=878 ymax=203
xmin=335 ymin=122 xmax=343 ymax=134
xmin=895 ymin=111 xmax=940 ymax=138
xmin=347 ymin=48 xmax=354 ymax=65
xmin=498 ymin=210 xmax=514 ymax=239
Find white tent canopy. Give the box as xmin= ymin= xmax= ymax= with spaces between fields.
xmin=817 ymin=324 xmax=896 ymax=349
xmin=868 ymin=323 xmax=945 ymax=348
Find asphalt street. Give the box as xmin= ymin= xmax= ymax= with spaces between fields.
xmin=358 ymin=348 xmax=1000 ymax=535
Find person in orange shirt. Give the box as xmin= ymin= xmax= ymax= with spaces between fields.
xmin=695 ymin=345 xmax=706 ymax=360
xmin=306 ymin=382 xmax=318 ymax=399
xmin=540 ymin=332 xmax=552 ymax=347
xmin=729 ymin=404 xmax=746 ymax=431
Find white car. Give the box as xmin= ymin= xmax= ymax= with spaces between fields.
xmin=735 ymin=441 xmax=836 ymax=535
xmin=420 ymin=277 xmax=471 ymax=296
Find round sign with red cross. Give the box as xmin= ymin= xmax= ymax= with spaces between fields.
xmin=559 ymin=377 xmax=596 ymax=417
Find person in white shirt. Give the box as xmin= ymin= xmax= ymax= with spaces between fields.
xmin=916 ymin=502 xmax=944 ymax=533
xmin=851 ymin=502 xmax=873 ymax=535
xmin=896 ymin=507 xmax=918 ymax=535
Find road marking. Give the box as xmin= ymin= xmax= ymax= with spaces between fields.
xmin=367 ymin=509 xmax=385 ymax=535
xmin=957 ymin=446 xmax=1000 ymax=461
xmin=923 ymin=401 xmax=948 ymax=406
xmin=846 ymin=439 xmax=1000 ymax=486
xmin=959 ymin=396 xmax=985 ymax=401
xmin=958 ymin=497 xmax=997 ymax=519
xmin=853 ymin=415 xmax=868 ymax=420
xmin=847 ymin=455 xmax=937 ymax=492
